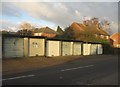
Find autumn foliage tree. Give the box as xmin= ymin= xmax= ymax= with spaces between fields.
xmin=59 ymin=17 xmax=111 ymax=44
xmin=62 ymin=26 xmax=76 ymax=40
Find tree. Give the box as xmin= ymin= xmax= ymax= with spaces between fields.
xmin=100 ymin=19 xmax=111 ymax=34
xmin=62 ymin=26 xmax=75 ymax=40
xmin=19 ymin=22 xmax=34 ymax=30
xmin=16 ymin=22 xmax=34 ymax=36
xmin=56 ymin=26 xmax=64 ymax=35
xmin=1 ymin=30 xmax=9 ymax=34
xmin=16 ymin=29 xmax=33 ymax=36
xmin=59 ymin=17 xmax=110 ymax=44
xmin=84 ymin=17 xmax=111 ymax=35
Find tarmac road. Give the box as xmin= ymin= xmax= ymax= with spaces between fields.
xmin=2 ymin=55 xmax=118 ymax=85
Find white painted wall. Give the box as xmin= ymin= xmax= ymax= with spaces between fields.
xmin=24 ymin=38 xmax=28 ymax=57
xmin=73 ymin=42 xmax=82 ymax=55
xmin=83 ymin=43 xmax=91 ymax=55
xmin=97 ymin=44 xmax=103 ymax=54
xmin=46 ymin=40 xmax=61 ymax=57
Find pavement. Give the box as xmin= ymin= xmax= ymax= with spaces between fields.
xmin=2 ymin=55 xmax=119 ymax=85
xmin=2 ymin=55 xmax=83 ymax=75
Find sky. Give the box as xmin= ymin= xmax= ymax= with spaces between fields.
xmin=0 ymin=0 xmax=119 ymax=35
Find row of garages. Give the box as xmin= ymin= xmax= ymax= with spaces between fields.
xmin=2 ymin=35 xmax=103 ymax=58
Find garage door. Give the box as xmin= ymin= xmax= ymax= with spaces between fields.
xmin=46 ymin=40 xmax=61 ymax=57
xmin=97 ymin=44 xmax=103 ymax=54
xmin=3 ymin=37 xmax=24 ymax=58
xmin=73 ymin=42 xmax=82 ymax=55
xmin=29 ymin=38 xmax=45 ymax=56
xmin=62 ymin=42 xmax=73 ymax=56
xmin=83 ymin=43 xmax=91 ymax=55
xmin=90 ymin=44 xmax=98 ymax=55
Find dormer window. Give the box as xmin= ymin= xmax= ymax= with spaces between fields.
xmin=117 ymin=44 xmax=120 ymax=48
xmin=106 ymin=36 xmax=109 ymax=39
xmin=94 ymin=34 xmax=98 ymax=37
xmin=114 ymin=39 xmax=116 ymax=42
xmin=100 ymin=35 xmax=104 ymax=38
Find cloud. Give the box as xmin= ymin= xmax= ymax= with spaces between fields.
xmin=1 ymin=0 xmax=119 ymax=2
xmin=10 ymin=2 xmax=84 ymax=27
xmin=1 ymin=2 xmax=118 ymax=34
xmin=75 ymin=10 xmax=81 ymax=18
xmin=0 ymin=19 xmax=19 ymax=31
xmin=2 ymin=2 xmax=22 ymax=17
xmin=111 ymin=22 xmax=118 ymax=34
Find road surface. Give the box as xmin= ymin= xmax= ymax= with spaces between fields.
xmin=2 ymin=55 xmax=118 ymax=85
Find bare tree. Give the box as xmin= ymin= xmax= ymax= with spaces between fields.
xmin=100 ymin=19 xmax=111 ymax=34
xmin=17 ymin=22 xmax=35 ymax=36
xmin=19 ymin=22 xmax=33 ymax=30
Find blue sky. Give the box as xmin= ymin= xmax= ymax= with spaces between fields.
xmin=1 ymin=0 xmax=119 ymax=35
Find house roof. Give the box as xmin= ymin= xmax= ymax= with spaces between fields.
xmin=97 ymin=28 xmax=109 ymax=36
xmin=33 ymin=27 xmax=58 ymax=34
xmin=110 ymin=32 xmax=120 ymax=43
xmin=71 ymin=22 xmax=109 ymax=36
xmin=110 ymin=32 xmax=120 ymax=38
xmin=71 ymin=22 xmax=85 ymax=32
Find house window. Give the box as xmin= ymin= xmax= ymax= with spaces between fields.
xmin=114 ymin=39 xmax=116 ymax=42
xmin=34 ymin=33 xmax=38 ymax=36
xmin=117 ymin=44 xmax=120 ymax=48
xmin=34 ymin=33 xmax=42 ymax=36
xmin=94 ymin=34 xmax=98 ymax=37
xmin=38 ymin=33 xmax=42 ymax=36
xmin=100 ymin=35 xmax=104 ymax=38
xmin=106 ymin=36 xmax=109 ymax=39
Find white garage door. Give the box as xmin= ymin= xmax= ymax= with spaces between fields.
xmin=90 ymin=44 xmax=98 ymax=55
xmin=62 ymin=42 xmax=73 ymax=56
xmin=83 ymin=43 xmax=91 ymax=55
xmin=3 ymin=37 xmax=24 ymax=58
xmin=73 ymin=42 xmax=82 ymax=55
xmin=29 ymin=38 xmax=45 ymax=56
xmin=46 ymin=40 xmax=61 ymax=57
xmin=97 ymin=44 xmax=103 ymax=54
